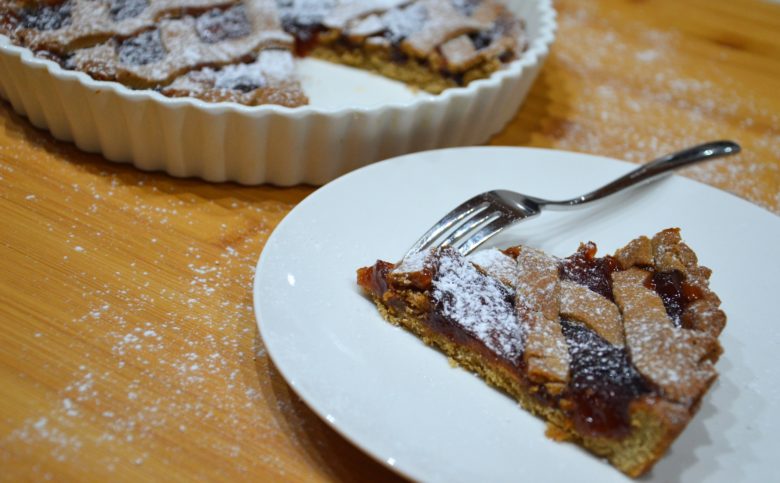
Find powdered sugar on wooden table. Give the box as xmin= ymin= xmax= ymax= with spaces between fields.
xmin=495 ymin=1 xmax=780 ymax=215
xmin=0 ymin=142 xmax=321 ymax=479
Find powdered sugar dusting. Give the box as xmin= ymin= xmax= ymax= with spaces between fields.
xmin=277 ymin=0 xmax=338 ymax=28
xmin=432 ymin=249 xmax=524 ymax=362
xmin=210 ymin=49 xmax=294 ymax=88
xmin=513 ymin=247 xmax=559 ymax=319
xmin=333 ymin=1 xmax=426 ymax=45
xmin=324 ymin=0 xmax=411 ymax=29
xmin=559 ymin=280 xmax=624 ymax=347
xmin=468 ymin=248 xmax=517 ymax=285
xmin=612 ymin=269 xmax=718 ymax=404
xmin=0 ymin=133 xmax=336 ymax=479
xmin=559 ymin=318 xmax=648 ymax=423
xmin=395 ymin=247 xmax=430 ymax=273
xmin=624 ymin=317 xmax=717 ymax=404
xmin=513 ymin=247 xmax=570 ymax=384
xmin=496 ymin=0 xmax=780 ymax=214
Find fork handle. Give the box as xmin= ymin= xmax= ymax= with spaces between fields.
xmin=542 ymin=140 xmax=741 ymax=209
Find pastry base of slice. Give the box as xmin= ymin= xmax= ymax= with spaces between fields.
xmin=308 ymin=42 xmax=505 ymax=95
xmin=367 ymin=291 xmax=690 ymax=477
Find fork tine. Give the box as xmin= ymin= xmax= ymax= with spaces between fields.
xmin=456 ymin=216 xmax=515 ymax=256
xmin=439 ymin=210 xmax=501 ymax=250
xmin=405 ymin=194 xmax=491 ymax=256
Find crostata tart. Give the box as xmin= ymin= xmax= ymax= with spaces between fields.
xmin=0 ymin=0 xmax=526 ymax=106
xmin=357 ymin=228 xmax=726 ymax=477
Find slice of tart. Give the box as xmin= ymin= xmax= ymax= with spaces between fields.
xmin=356 ymin=228 xmax=726 ymax=477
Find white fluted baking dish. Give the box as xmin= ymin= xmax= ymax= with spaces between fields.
xmin=0 ymin=0 xmax=555 ymax=185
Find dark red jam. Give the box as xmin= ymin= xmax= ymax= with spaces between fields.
xmin=291 ymin=26 xmax=324 ymax=57
xmin=559 ymin=242 xmax=620 ymax=301
xmin=109 ymin=0 xmax=148 ymax=21
xmin=195 ymin=4 xmax=251 ymax=44
xmin=118 ymin=29 xmax=166 ymax=66
xmin=560 ymin=319 xmax=650 ymax=438
xmin=215 ymin=66 xmax=265 ymax=92
xmin=645 ymin=271 xmax=704 ymax=328
xmin=356 ymin=260 xmax=394 ymax=298
xmin=453 ymin=0 xmax=480 ymax=16
xmin=20 ymin=1 xmax=72 ymax=31
xmin=277 ymin=3 xmax=328 ymax=57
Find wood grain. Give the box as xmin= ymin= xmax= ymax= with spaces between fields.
xmin=1 ymin=0 xmax=778 ymax=481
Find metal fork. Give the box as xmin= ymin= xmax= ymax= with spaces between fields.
xmin=404 ymin=140 xmax=740 ymax=258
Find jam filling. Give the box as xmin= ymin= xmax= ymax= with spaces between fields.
xmin=118 ymin=28 xmax=166 ymax=66
xmin=20 ymin=0 xmax=72 ymax=31
xmin=196 ymin=5 xmax=251 ymax=44
xmin=277 ymin=0 xmax=333 ymax=56
xmin=287 ymin=24 xmax=325 ymax=57
xmin=560 ymin=319 xmax=649 ymax=438
xmin=357 ymin=260 xmax=394 ymax=299
xmin=645 ymin=270 xmax=704 ymax=328
xmin=452 ymin=0 xmax=481 ymax=16
xmin=468 ymin=30 xmax=493 ymax=51
xmin=559 ymin=242 xmax=620 ymax=301
xmin=109 ymin=0 xmax=149 ymax=21
xmin=216 ymin=74 xmax=263 ymax=92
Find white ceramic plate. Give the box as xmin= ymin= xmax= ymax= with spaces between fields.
xmin=253 ymin=147 xmax=780 ymax=482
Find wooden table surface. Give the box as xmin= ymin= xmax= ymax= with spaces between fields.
xmin=1 ymin=0 xmax=778 ymax=480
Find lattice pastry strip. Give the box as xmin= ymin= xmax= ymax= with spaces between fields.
xmin=439 ymin=1 xmax=523 ymax=71
xmin=15 ymin=0 xmax=239 ymax=53
xmin=323 ymin=0 xmax=413 ymax=30
xmin=513 ymin=247 xmax=570 ymax=395
xmin=62 ymin=0 xmax=292 ymax=87
xmin=401 ymin=0 xmax=486 ymax=57
xmin=161 ymin=48 xmax=307 ymax=106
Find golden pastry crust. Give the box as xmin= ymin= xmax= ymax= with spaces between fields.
xmin=160 ymin=49 xmax=308 ymax=107
xmin=559 ymin=280 xmax=624 ymax=346
xmin=615 ymin=235 xmax=654 ymax=269
xmin=513 ymin=247 xmax=570 ymax=393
